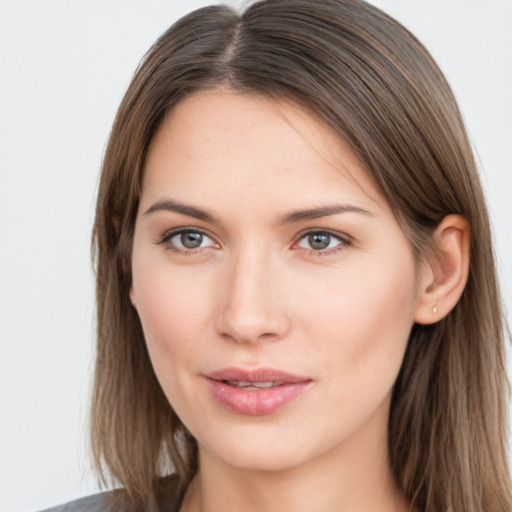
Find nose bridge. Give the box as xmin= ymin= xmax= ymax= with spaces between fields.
xmin=216 ymin=243 xmax=288 ymax=343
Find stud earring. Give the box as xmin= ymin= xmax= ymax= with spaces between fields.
xmin=433 ymin=303 xmax=439 ymax=314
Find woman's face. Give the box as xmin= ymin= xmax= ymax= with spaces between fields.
xmin=131 ymin=90 xmax=424 ymax=473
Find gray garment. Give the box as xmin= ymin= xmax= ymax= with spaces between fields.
xmin=39 ymin=476 xmax=183 ymax=512
xmin=39 ymin=491 xmax=126 ymax=512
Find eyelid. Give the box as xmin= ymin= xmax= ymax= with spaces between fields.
xmin=156 ymin=226 xmax=220 ymax=252
xmin=292 ymin=228 xmax=352 ymax=254
xmin=155 ymin=226 xmax=352 ymax=256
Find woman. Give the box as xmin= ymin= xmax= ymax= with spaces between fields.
xmin=43 ymin=0 xmax=511 ymax=511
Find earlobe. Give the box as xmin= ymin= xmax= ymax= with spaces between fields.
xmin=129 ymin=285 xmax=137 ymax=309
xmin=414 ymin=215 xmax=471 ymax=325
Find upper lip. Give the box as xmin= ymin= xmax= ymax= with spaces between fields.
xmin=205 ymin=367 xmax=312 ymax=384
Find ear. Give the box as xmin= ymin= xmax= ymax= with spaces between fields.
xmin=414 ymin=214 xmax=471 ymax=325
xmin=129 ymin=284 xmax=136 ymax=309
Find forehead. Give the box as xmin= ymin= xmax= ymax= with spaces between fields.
xmin=141 ymin=89 xmax=386 ymax=214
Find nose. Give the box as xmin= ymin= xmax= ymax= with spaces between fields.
xmin=215 ymin=248 xmax=291 ymax=344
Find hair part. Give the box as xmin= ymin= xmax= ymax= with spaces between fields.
xmin=91 ymin=1 xmax=511 ymax=511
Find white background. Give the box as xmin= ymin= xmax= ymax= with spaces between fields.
xmin=0 ymin=1 xmax=511 ymax=510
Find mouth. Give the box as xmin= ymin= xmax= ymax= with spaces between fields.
xmin=223 ymin=380 xmax=286 ymax=389
xmin=205 ymin=367 xmax=312 ymax=416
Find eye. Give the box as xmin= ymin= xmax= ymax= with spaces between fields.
xmin=159 ymin=229 xmax=217 ymax=252
xmin=296 ymin=231 xmax=348 ymax=252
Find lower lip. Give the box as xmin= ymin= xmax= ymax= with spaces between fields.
xmin=206 ymin=379 xmax=311 ymax=416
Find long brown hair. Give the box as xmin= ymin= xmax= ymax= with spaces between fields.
xmin=91 ymin=1 xmax=511 ymax=510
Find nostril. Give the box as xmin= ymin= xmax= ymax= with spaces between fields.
xmin=259 ymin=332 xmax=279 ymax=340
xmin=218 ymin=325 xmax=283 ymax=345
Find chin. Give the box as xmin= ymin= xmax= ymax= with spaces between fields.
xmin=207 ymin=442 xmax=313 ymax=473
xmin=194 ymin=419 xmax=329 ymax=474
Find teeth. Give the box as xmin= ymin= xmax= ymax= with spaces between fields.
xmin=252 ymin=381 xmax=282 ymax=388
xmin=225 ymin=380 xmax=283 ymax=389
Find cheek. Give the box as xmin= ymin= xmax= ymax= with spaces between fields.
xmin=131 ymin=257 xmax=227 ymax=417
xmin=133 ymin=254 xmax=214 ymax=345
xmin=300 ymin=250 xmax=418 ymax=387
xmin=132 ymin=264 xmax=210 ymax=413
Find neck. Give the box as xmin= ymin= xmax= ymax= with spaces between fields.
xmin=180 ymin=400 xmax=412 ymax=512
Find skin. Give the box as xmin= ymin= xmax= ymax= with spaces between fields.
xmin=130 ymin=90 xmax=468 ymax=512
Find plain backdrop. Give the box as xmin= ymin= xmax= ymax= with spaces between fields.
xmin=0 ymin=1 xmax=511 ymax=510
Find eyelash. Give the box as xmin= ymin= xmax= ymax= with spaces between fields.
xmin=294 ymin=229 xmax=352 ymax=257
xmin=157 ymin=228 xmax=216 ymax=256
xmin=156 ymin=228 xmax=352 ymax=257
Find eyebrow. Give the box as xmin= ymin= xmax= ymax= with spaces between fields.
xmin=277 ymin=204 xmax=373 ymax=224
xmin=143 ymin=199 xmax=373 ymax=224
xmin=143 ymin=199 xmax=218 ymax=223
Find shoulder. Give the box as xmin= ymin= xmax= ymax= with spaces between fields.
xmin=39 ymin=475 xmax=184 ymax=512
xmin=39 ymin=490 xmax=119 ymax=512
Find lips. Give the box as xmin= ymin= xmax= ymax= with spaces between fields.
xmin=205 ymin=367 xmax=312 ymax=416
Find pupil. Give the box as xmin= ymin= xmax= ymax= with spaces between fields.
xmin=309 ymin=233 xmax=330 ymax=250
xmin=181 ymin=232 xmax=203 ymax=249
